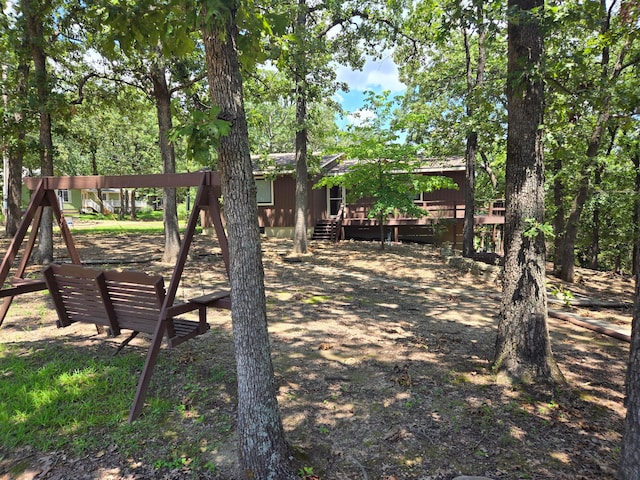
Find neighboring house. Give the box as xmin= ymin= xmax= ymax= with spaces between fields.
xmin=77 ymin=188 xmax=148 ymax=214
xmin=253 ymin=154 xmax=505 ymax=251
xmin=21 ymin=182 xmax=150 ymax=215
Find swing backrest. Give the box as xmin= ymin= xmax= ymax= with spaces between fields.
xmin=100 ymin=269 xmax=166 ymax=334
xmin=45 ymin=263 xmax=168 ymax=337
xmin=44 ymin=263 xmax=210 ymax=344
xmin=44 ymin=263 xmax=115 ymax=331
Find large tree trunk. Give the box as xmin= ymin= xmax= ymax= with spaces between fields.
xmin=201 ymin=8 xmax=296 ymax=480
xmin=25 ymin=0 xmax=54 ymax=264
xmin=151 ymin=59 xmax=181 ymax=264
xmin=292 ymin=0 xmax=309 ymax=255
xmin=618 ymin=151 xmax=640 ymax=479
xmin=494 ymin=0 xmax=563 ymax=384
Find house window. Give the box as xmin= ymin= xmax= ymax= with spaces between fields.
xmin=57 ymin=189 xmax=70 ymax=203
xmin=255 ymin=178 xmax=273 ymax=206
xmin=413 ymin=192 xmax=423 ymax=202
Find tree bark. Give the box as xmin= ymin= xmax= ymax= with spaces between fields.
xmin=551 ymin=155 xmax=565 ymax=274
xmin=589 ymin=164 xmax=604 ymax=270
xmin=618 ymin=152 xmax=640 ymax=478
xmin=201 ymin=8 xmax=296 ymax=479
xmin=462 ymin=14 xmax=486 ymax=259
xmin=24 ymin=0 xmax=54 ymax=264
xmin=557 ymin=164 xmax=590 ymax=282
xmin=6 ymin=60 xmax=29 ymax=237
xmin=463 ymin=131 xmax=477 ymax=257
xmin=494 ymin=0 xmax=564 ymax=384
xmin=129 ymin=189 xmax=137 ymax=221
xmin=90 ymin=149 xmax=106 ymax=215
xmin=633 ymin=153 xmax=640 ymax=275
xmin=151 ymin=58 xmax=181 ymax=264
xmin=292 ymin=0 xmax=309 ymax=255
xmin=293 ymin=88 xmax=309 ymax=255
xmin=555 ymin=0 xmax=626 ymax=283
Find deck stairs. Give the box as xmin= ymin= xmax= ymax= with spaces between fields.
xmin=312 ymin=219 xmax=338 ymax=241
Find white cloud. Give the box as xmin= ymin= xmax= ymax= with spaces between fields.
xmin=336 ymin=53 xmax=405 ymax=93
xmin=347 ymin=109 xmax=376 ymax=126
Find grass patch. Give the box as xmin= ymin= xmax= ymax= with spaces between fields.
xmin=60 ymin=222 xmax=203 ymax=236
xmin=0 ymin=342 xmax=175 ymax=454
xmin=303 ymin=295 xmax=331 ymax=304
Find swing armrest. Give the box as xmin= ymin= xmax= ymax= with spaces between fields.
xmin=0 ymin=279 xmax=47 ymax=298
xmin=165 ymin=301 xmax=202 ymax=317
xmin=188 ymin=290 xmax=231 ymax=309
xmin=165 ymin=290 xmax=230 ymax=322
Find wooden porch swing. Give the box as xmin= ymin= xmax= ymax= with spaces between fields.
xmin=0 ymin=171 xmax=231 ymax=422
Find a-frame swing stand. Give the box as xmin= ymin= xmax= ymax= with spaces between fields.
xmin=0 ymin=171 xmax=231 ymax=421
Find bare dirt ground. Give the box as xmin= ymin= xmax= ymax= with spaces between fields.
xmin=0 ymin=230 xmax=634 ymax=480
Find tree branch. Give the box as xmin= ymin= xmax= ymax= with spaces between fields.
xmin=169 ymin=71 xmax=208 ymax=95
xmin=69 ymin=73 xmax=98 ymax=105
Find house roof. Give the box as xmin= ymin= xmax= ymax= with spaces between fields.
xmin=251 ymin=153 xmax=344 ymax=175
xmin=250 ymin=153 xmax=466 ymax=176
xmin=324 ymin=155 xmax=466 ymax=175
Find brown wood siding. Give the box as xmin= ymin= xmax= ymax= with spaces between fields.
xmin=257 ymin=175 xmax=328 ymax=228
xmin=422 ymin=171 xmax=465 ymax=203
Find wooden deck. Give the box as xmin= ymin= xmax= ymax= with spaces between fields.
xmin=313 ymin=200 xmax=505 ymax=247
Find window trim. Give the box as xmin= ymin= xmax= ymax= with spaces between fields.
xmin=255 ymin=177 xmax=274 ymax=206
xmin=57 ymin=189 xmax=70 ymax=203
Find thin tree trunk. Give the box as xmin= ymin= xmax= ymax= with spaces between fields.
xmin=293 ymin=90 xmax=309 ymax=255
xmin=590 ymin=128 xmax=618 ymax=270
xmin=494 ymin=0 xmax=563 ymax=384
xmin=633 ymin=153 xmax=640 ymax=275
xmin=201 ymin=8 xmax=296 ymax=479
xmin=119 ymin=189 xmax=126 ymax=220
xmin=292 ymin=0 xmax=309 ymax=255
xmin=552 ymin=155 xmax=565 ymax=274
xmin=90 ymin=149 xmax=106 ymax=215
xmin=463 ymin=131 xmax=477 ymax=257
xmin=462 ymin=16 xmax=486 ymax=259
xmin=151 ymin=58 xmax=181 ymax=264
xmin=555 ymin=0 xmax=629 ymax=283
xmin=557 ymin=165 xmax=590 ymax=282
xmin=6 ymin=62 xmax=28 ymax=237
xmin=25 ymin=0 xmax=54 ymax=264
xmin=130 ymin=189 xmax=136 ymax=221
xmin=589 ymin=164 xmax=603 ymax=270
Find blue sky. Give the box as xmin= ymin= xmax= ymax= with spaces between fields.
xmin=333 ymin=53 xmax=406 ymax=128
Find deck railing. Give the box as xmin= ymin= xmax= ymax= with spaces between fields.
xmin=341 ymin=199 xmax=505 ymax=224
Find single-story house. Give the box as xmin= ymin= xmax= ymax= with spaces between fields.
xmin=22 ymin=183 xmax=153 ymax=215
xmin=252 ymin=153 xmax=505 ymax=250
